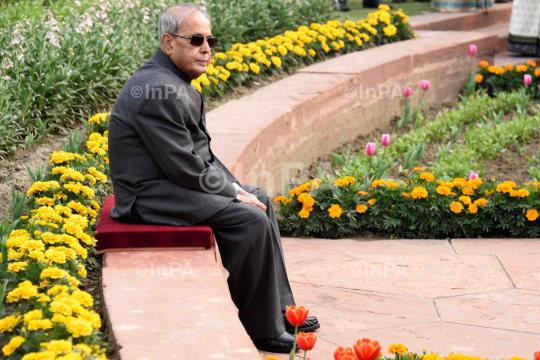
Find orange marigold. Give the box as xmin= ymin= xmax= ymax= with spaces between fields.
xmin=479 ymin=61 xmax=489 ymax=68
xmin=436 ymin=186 xmax=452 ymax=196
xmin=527 ymin=209 xmax=539 ymax=221
xmin=468 ymin=204 xmax=478 ymax=214
xmin=459 ymin=196 xmax=471 ymax=205
xmin=357 ymin=191 xmax=369 ymax=196
xmin=450 ymin=201 xmax=464 ymax=214
xmin=410 ymin=187 xmax=428 ymax=199
xmin=372 ymin=179 xmax=386 ymax=188
xmin=474 ymin=198 xmax=488 ymax=207
xmin=356 ymin=205 xmax=367 ymax=214
xmin=368 ymin=199 xmax=377 ymax=205
xmin=419 ymin=172 xmax=434 ymax=182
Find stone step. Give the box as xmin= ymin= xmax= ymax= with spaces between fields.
xmin=494 ymin=51 xmax=540 ymax=67
xmin=471 ymin=22 xmax=510 ymax=53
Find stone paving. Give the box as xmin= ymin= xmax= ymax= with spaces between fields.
xmin=261 ymin=238 xmax=540 ymax=360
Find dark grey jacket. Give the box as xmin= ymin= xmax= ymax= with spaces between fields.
xmin=108 ymin=47 xmax=240 ymax=226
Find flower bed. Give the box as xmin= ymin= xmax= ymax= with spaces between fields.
xmin=0 ymin=113 xmax=111 ymax=359
xmin=0 ymin=1 xmax=414 ymax=157
xmin=475 ymin=60 xmax=540 ymax=98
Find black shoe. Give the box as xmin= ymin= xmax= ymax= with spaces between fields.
xmin=334 ymin=0 xmax=350 ymax=11
xmin=284 ymin=314 xmax=321 ymax=333
xmin=363 ymin=0 xmax=393 ymax=8
xmin=251 ymin=331 xmax=301 ymax=353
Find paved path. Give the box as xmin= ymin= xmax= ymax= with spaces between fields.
xmin=261 ymin=238 xmax=540 ymax=359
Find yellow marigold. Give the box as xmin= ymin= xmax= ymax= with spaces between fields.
xmin=66 ymin=318 xmax=93 ymax=338
xmin=356 ymin=204 xmax=367 ymax=213
xmin=45 ymin=340 xmax=72 ymax=354
xmin=497 ymin=181 xmax=517 ymax=193
xmin=299 ymin=209 xmax=310 ymax=218
xmin=453 ymin=178 xmax=467 ymax=187
xmin=528 ymin=60 xmax=537 ymax=67
xmin=40 ymin=268 xmax=69 ymax=280
xmin=475 ymin=74 xmax=483 ymax=83
xmin=518 ymin=188 xmax=530 ymax=197
xmin=274 ymin=196 xmax=288 ymax=203
xmin=2 ymin=335 xmax=25 ymax=356
xmin=526 ymin=209 xmax=539 ymax=221
xmin=368 ymin=199 xmax=377 ymax=205
xmin=357 ymin=191 xmax=369 ymax=196
xmin=328 ymin=204 xmax=343 ymax=218
xmin=468 ymin=204 xmax=478 ymax=214
xmin=485 ymin=190 xmax=494 ymax=196
xmin=462 ymin=186 xmax=474 ymax=196
xmin=536 ymin=68 xmax=540 ymax=77
xmin=479 ymin=61 xmax=489 ymax=68
xmin=450 ymin=201 xmax=464 ymax=214
xmin=410 ymin=187 xmax=428 ymax=199
xmin=516 ymin=64 xmax=528 ymax=72
xmin=388 ymin=344 xmax=408 ymax=354
xmin=505 ymin=63 xmax=514 ymax=71
xmin=474 ymin=198 xmax=488 ymax=207
xmin=0 ymin=315 xmax=22 ymax=332
xmin=436 ymin=186 xmax=452 ymax=196
xmin=467 ymin=178 xmax=482 ymax=189
xmin=459 ymin=196 xmax=471 ymax=205
xmin=420 ymin=172 xmax=435 ymax=182
xmin=402 ymin=192 xmax=410 ymax=198
xmin=386 ymin=181 xmax=399 ymax=189
xmin=372 ymin=179 xmax=386 ymax=188
xmin=28 ymin=319 xmax=53 ymax=331
xmin=413 ymin=167 xmax=424 ymax=172
xmin=334 ymin=179 xmax=348 ymax=187
xmin=7 ymin=261 xmax=28 ymax=273
xmin=88 ymin=112 xmax=109 ymax=124
xmin=343 ymin=176 xmax=356 ymax=184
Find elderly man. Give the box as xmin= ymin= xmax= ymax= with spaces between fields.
xmin=108 ymin=3 xmax=319 ymax=353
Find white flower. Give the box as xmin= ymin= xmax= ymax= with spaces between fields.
xmin=75 ymin=0 xmax=81 ymax=6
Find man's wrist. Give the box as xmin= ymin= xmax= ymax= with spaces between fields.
xmin=232 ymin=182 xmax=241 ymax=200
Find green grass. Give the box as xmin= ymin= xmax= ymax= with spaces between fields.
xmin=333 ymin=0 xmax=434 ymax=22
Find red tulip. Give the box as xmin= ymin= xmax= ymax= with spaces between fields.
xmin=469 ymin=44 xmax=477 ymax=56
xmin=403 ymin=87 xmax=412 ymax=97
xmin=524 ymin=74 xmax=532 ymax=86
xmin=534 ymin=351 xmax=540 ymax=360
xmin=353 ymin=338 xmax=381 ymax=360
xmin=366 ymin=142 xmax=377 ymax=156
xmin=334 ymin=347 xmax=356 ymax=360
xmin=285 ymin=305 xmax=308 ymax=327
xmin=297 ymin=332 xmax=317 ymax=351
xmin=420 ymin=80 xmax=430 ymax=91
xmin=381 ymin=134 xmax=390 ymax=147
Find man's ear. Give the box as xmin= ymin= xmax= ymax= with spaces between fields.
xmin=161 ymin=34 xmax=174 ymax=56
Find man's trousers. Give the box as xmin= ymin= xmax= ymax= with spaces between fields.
xmin=194 ymin=184 xmax=296 ymax=339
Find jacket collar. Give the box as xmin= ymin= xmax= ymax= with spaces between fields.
xmin=151 ymin=47 xmax=193 ymax=84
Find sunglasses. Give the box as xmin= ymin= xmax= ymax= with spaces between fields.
xmin=169 ymin=34 xmax=218 ymax=48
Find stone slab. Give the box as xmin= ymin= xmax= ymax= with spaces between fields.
xmin=286 ymin=255 xmax=513 ymax=298
xmin=317 ymin=322 xmax=540 ymax=360
xmin=102 ymin=250 xmax=260 ymax=360
xmin=495 ymin=51 xmax=540 ymax=67
xmin=497 ymin=254 xmax=540 ymax=291
xmin=409 ymin=3 xmax=513 ymax=31
xmin=436 ymin=289 xmax=540 ymax=334
xmin=451 ymin=238 xmax=540 ymax=254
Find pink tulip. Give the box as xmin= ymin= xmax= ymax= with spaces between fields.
xmin=524 ymin=74 xmax=532 ymax=86
xmin=469 ymin=44 xmax=477 ymax=56
xmin=403 ymin=87 xmax=412 ymax=97
xmin=420 ymin=80 xmax=430 ymax=91
xmin=366 ymin=142 xmax=376 ymax=156
xmin=469 ymin=173 xmax=479 ymax=180
xmin=381 ymin=134 xmax=390 ymax=147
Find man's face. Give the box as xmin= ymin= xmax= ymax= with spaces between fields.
xmin=162 ymin=11 xmax=212 ymax=80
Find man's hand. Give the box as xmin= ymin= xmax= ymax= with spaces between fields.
xmin=237 ymin=188 xmax=267 ymax=212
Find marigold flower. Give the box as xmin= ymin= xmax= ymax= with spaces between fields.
xmin=388 ymin=344 xmax=408 ymax=354
xmin=475 ymin=74 xmax=483 ymax=83
xmin=468 ymin=204 xmax=478 ymax=214
xmin=526 ymin=209 xmax=539 ymax=221
xmin=356 ymin=205 xmax=367 ymax=213
xmin=410 ymin=187 xmax=428 ymax=199
xmin=497 ymin=181 xmax=517 ymax=193
xmin=436 ymin=186 xmax=452 ymax=196
xmin=372 ymin=179 xmax=386 ymax=188
xmin=0 ymin=315 xmax=22 ymax=333
xmin=368 ymin=199 xmax=377 ymax=205
xmin=386 ymin=181 xmax=399 ymax=189
xmin=402 ymin=192 xmax=410 ymax=198
xmin=412 ymin=167 xmax=424 ymax=172
xmin=474 ymin=198 xmax=488 ymax=207
xmin=462 ymin=186 xmax=474 ymax=196
xmin=2 ymin=336 xmax=25 ymax=356
xmin=450 ymin=202 xmax=464 ymax=214
xmin=479 ymin=61 xmax=489 ymax=68
xmin=357 ymin=191 xmax=369 ymax=196
xmin=299 ymin=209 xmax=310 ymax=218
xmin=459 ymin=196 xmax=471 ymax=205
xmin=286 ymin=305 xmax=309 ymax=326
xmin=354 ymin=338 xmax=381 ymax=360
xmin=328 ymin=204 xmax=343 ymax=218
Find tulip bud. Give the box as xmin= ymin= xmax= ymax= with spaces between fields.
xmin=534 ymin=351 xmax=540 ymax=360
xmin=297 ymin=332 xmax=317 ymax=351
xmin=354 ymin=339 xmax=381 ymax=360
xmin=366 ymin=142 xmax=377 ymax=156
xmin=403 ymin=87 xmax=412 ymax=97
xmin=381 ymin=134 xmax=390 ymax=147
xmin=420 ymin=80 xmax=430 ymax=91
xmin=469 ymin=172 xmax=479 ymax=180
xmin=524 ymin=74 xmax=532 ymax=86
xmin=469 ymin=44 xmax=477 ymax=56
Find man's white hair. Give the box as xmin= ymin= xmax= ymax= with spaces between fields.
xmin=158 ymin=3 xmax=210 ymax=43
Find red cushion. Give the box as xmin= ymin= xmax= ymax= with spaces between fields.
xmin=95 ymin=196 xmax=213 ymax=251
